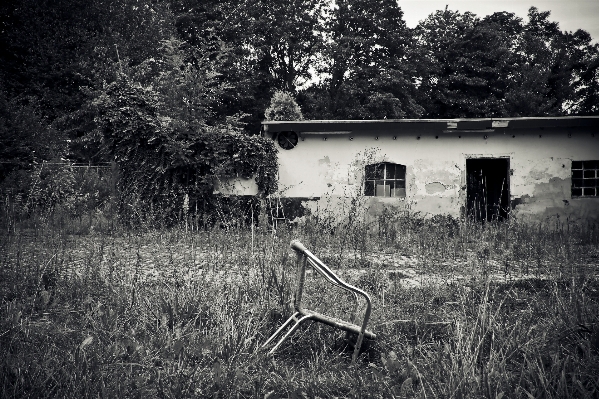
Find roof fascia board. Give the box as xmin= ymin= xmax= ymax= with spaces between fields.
xmin=262 ymin=117 xmax=599 ymax=133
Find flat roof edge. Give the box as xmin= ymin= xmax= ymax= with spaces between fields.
xmin=263 ymin=116 xmax=599 ymax=123
xmin=262 ymin=116 xmax=599 ymax=132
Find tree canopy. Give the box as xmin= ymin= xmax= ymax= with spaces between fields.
xmin=1 ymin=0 xmax=598 ymax=218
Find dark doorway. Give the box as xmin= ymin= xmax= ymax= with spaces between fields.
xmin=466 ymin=158 xmax=510 ymax=222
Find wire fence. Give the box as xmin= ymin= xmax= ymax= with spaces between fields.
xmin=0 ymin=161 xmax=116 ymax=209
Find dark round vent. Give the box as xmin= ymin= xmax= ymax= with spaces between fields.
xmin=277 ymin=131 xmax=298 ymax=150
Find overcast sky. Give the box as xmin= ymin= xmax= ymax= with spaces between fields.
xmin=398 ymin=0 xmax=599 ymax=42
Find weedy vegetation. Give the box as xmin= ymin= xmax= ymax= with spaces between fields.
xmin=1 ymin=195 xmax=599 ymax=398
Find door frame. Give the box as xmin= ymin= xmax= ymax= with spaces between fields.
xmin=463 ymin=154 xmax=512 ymax=221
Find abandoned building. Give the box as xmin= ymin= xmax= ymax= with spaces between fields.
xmin=219 ymin=116 xmax=599 ymax=223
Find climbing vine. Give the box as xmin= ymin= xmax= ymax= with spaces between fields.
xmin=194 ymin=129 xmax=278 ymax=196
xmin=93 ymin=75 xmax=278 ymax=224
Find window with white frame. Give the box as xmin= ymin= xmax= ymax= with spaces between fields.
xmin=572 ymin=161 xmax=599 ymax=197
xmin=364 ymin=163 xmax=406 ymax=198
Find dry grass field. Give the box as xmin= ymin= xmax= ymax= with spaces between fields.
xmin=1 ymin=210 xmax=599 ymax=398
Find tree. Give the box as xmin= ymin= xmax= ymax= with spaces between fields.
xmin=249 ymin=0 xmax=326 ymax=93
xmin=168 ymin=0 xmax=325 ymax=133
xmin=265 ymin=91 xmax=303 ymax=121
xmin=414 ymin=6 xmax=597 ymax=118
xmin=572 ymin=42 xmax=599 ymax=115
xmin=560 ymin=30 xmax=599 ymax=115
xmin=415 ymin=8 xmax=517 ymax=118
xmin=0 ymin=0 xmax=178 ymax=162
xmin=502 ymin=8 xmax=567 ymax=116
xmin=307 ymin=0 xmax=422 ymax=119
xmin=0 ymin=93 xmax=64 ymax=182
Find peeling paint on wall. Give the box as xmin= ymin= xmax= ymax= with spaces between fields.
xmin=425 ymin=182 xmax=447 ymax=194
xmin=412 ymin=160 xmax=460 ymax=197
xmin=512 ymin=159 xmax=566 ymax=214
xmin=318 ymin=156 xmax=331 ymax=166
xmin=511 ymin=172 xmax=599 ymax=221
xmin=511 ymin=158 xmax=571 ymax=198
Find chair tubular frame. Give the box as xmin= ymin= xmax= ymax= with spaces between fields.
xmin=262 ymin=240 xmax=375 ymax=363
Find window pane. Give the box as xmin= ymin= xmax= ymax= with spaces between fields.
xmin=385 ymin=164 xmax=395 ymax=179
xmin=572 ymin=170 xmax=583 ymax=179
xmin=366 ymin=164 xmax=384 ymax=180
xmin=583 ymin=179 xmax=596 ymax=187
xmin=396 ymin=164 xmax=406 ymax=179
xmin=377 ymin=165 xmax=385 ymax=179
xmin=572 ymin=188 xmax=582 ymax=197
xmin=381 ymin=181 xmax=406 ymax=198
xmin=364 ymin=181 xmax=374 ymax=196
xmin=572 ymin=161 xmax=583 ymax=169
xmin=583 ymin=188 xmax=596 ymax=196
xmin=572 ymin=179 xmax=583 ymax=188
xmin=376 ymin=181 xmax=389 ymax=197
xmin=365 ymin=164 xmax=376 ymax=180
xmin=584 ymin=170 xmax=595 ymax=178
xmin=583 ymin=161 xmax=598 ymax=169
xmin=391 ymin=186 xmax=406 ymax=198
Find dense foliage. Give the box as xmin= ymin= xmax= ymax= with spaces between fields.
xmin=415 ymin=7 xmax=599 ymax=118
xmin=1 ymin=0 xmax=598 ymax=220
xmin=264 ymin=91 xmax=304 ymax=121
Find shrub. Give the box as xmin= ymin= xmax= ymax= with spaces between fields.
xmin=264 ymin=91 xmax=303 ymax=121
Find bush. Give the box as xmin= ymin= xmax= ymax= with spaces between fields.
xmin=264 ymin=91 xmax=303 ymax=121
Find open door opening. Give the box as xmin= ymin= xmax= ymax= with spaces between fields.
xmin=466 ymin=158 xmax=510 ymax=222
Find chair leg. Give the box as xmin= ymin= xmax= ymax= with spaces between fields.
xmin=268 ymin=314 xmax=313 ymax=354
xmin=262 ymin=312 xmax=300 ymax=349
xmin=351 ymin=332 xmax=365 ymax=364
xmin=263 ymin=313 xmax=313 ymax=355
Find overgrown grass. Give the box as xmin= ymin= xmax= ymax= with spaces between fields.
xmin=1 ymin=209 xmax=598 ymax=398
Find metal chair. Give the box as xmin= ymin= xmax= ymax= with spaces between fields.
xmin=262 ymin=240 xmax=376 ymax=363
